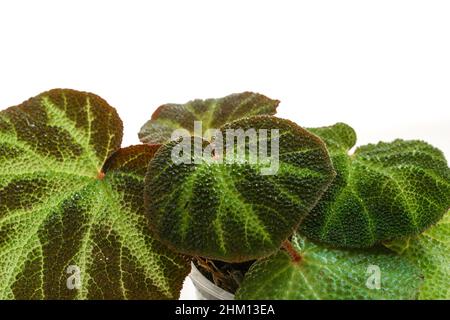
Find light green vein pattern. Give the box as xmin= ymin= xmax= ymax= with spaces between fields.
xmin=301 ymin=123 xmax=450 ymax=248
xmin=145 ymin=116 xmax=335 ymax=263
xmin=0 ymin=89 xmax=189 ymax=300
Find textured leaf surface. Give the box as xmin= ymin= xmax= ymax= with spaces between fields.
xmin=235 ymin=235 xmax=422 ymax=300
xmin=384 ymin=210 xmax=450 ymax=300
xmin=144 ymin=116 xmax=335 ymax=262
xmin=0 ymin=89 xmax=189 ymax=299
xmin=300 ymin=123 xmax=450 ymax=248
xmin=138 ymin=92 xmax=279 ymax=144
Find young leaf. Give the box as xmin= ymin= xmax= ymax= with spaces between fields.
xmin=384 ymin=210 xmax=450 ymax=300
xmin=235 ymin=235 xmax=422 ymax=300
xmin=300 ymin=123 xmax=450 ymax=248
xmin=144 ymin=116 xmax=336 ymax=263
xmin=138 ymin=92 xmax=279 ymax=144
xmin=0 ymin=89 xmax=189 ymax=299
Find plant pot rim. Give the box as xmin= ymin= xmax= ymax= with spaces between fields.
xmin=189 ymin=262 xmax=235 ymax=300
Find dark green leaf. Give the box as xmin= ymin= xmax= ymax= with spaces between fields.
xmin=138 ymin=92 xmax=279 ymax=144
xmin=300 ymin=123 xmax=450 ymax=248
xmin=0 ymin=89 xmax=190 ymax=299
xmin=144 ymin=116 xmax=335 ymax=262
xmin=235 ymin=235 xmax=422 ymax=300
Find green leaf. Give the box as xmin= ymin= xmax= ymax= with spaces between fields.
xmin=300 ymin=123 xmax=450 ymax=248
xmin=308 ymin=122 xmax=357 ymax=152
xmin=235 ymin=235 xmax=422 ymax=300
xmin=144 ymin=115 xmax=336 ymax=263
xmin=138 ymin=92 xmax=279 ymax=144
xmin=384 ymin=210 xmax=450 ymax=300
xmin=0 ymin=89 xmax=189 ymax=299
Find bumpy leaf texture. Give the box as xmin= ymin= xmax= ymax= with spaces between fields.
xmin=384 ymin=210 xmax=450 ymax=300
xmin=138 ymin=92 xmax=279 ymax=144
xmin=235 ymin=235 xmax=422 ymax=300
xmin=300 ymin=123 xmax=450 ymax=248
xmin=0 ymin=89 xmax=189 ymax=299
xmin=144 ymin=116 xmax=336 ymax=263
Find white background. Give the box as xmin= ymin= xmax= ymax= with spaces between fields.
xmin=0 ymin=1 xmax=449 ymax=299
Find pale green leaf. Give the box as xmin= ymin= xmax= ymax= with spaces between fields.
xmin=384 ymin=211 xmax=450 ymax=300
xmin=235 ymin=235 xmax=422 ymax=300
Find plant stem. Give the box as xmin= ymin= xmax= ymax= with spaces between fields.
xmin=97 ymin=171 xmax=105 ymax=180
xmin=282 ymin=240 xmax=302 ymax=263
